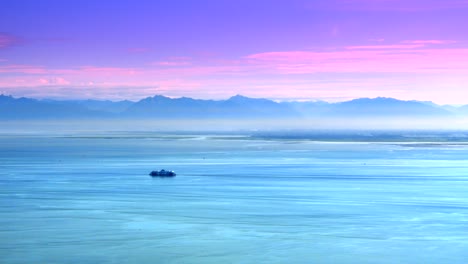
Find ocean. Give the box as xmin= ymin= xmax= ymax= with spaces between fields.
xmin=1 ymin=132 xmax=468 ymax=263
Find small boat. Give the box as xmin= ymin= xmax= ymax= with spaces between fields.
xmin=149 ymin=169 xmax=176 ymax=177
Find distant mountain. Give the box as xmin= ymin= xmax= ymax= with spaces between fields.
xmin=57 ymin=99 xmax=134 ymax=113
xmin=281 ymin=100 xmax=332 ymax=116
xmin=329 ymin=97 xmax=451 ymax=116
xmin=442 ymin=104 xmax=468 ymax=115
xmin=280 ymin=97 xmax=451 ymax=117
xmin=0 ymin=94 xmax=461 ymax=120
xmin=457 ymin=105 xmax=468 ymax=114
xmin=0 ymin=95 xmax=109 ymax=119
xmin=124 ymin=95 xmax=298 ymax=118
xmin=124 ymin=95 xmax=216 ymax=118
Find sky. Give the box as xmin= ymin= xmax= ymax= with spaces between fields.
xmin=0 ymin=0 xmax=468 ymax=104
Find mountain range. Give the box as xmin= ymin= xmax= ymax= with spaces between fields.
xmin=0 ymin=94 xmax=464 ymax=120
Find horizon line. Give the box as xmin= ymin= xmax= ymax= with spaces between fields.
xmin=1 ymin=93 xmax=464 ymax=106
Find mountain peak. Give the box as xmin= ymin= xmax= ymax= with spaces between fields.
xmin=348 ymin=97 xmax=399 ymax=103
xmin=152 ymin=95 xmax=171 ymax=100
xmin=0 ymin=94 xmax=14 ymax=100
xmin=228 ymin=94 xmax=250 ymax=101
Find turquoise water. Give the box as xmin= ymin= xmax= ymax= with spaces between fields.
xmin=1 ymin=133 xmax=468 ymax=263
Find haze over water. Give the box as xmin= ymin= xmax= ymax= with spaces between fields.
xmin=1 ymin=132 xmax=468 ymax=263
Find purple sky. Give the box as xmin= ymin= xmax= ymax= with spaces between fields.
xmin=1 ymin=0 xmax=468 ymax=103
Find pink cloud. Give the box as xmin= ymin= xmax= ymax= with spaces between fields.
xmin=402 ymin=40 xmax=457 ymax=45
xmin=346 ymin=40 xmax=458 ymax=51
xmin=0 ymin=33 xmax=21 ymax=49
xmin=78 ymin=66 xmax=140 ymax=76
xmin=369 ymin=38 xmax=385 ymax=42
xmin=152 ymin=56 xmax=192 ymax=67
xmin=346 ymin=44 xmax=424 ymax=50
xmin=0 ymin=65 xmax=47 ymax=74
xmin=2 ymin=39 xmax=468 ymax=104
xmin=38 ymin=77 xmax=70 ymax=85
xmin=245 ymin=44 xmax=468 ymax=74
xmin=156 ymin=61 xmax=191 ymax=66
xmin=2 ymin=70 xmax=467 ymax=104
xmin=4 ymin=44 xmax=468 ymax=80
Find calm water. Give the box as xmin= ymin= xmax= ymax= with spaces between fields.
xmin=1 ymin=133 xmax=468 ymax=263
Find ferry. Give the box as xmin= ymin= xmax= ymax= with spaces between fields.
xmin=149 ymin=169 xmax=176 ymax=177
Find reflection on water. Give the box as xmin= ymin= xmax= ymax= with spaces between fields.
xmin=1 ymin=133 xmax=468 ymax=263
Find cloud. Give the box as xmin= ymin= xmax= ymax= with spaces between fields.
xmin=402 ymin=40 xmax=457 ymax=45
xmin=245 ymin=41 xmax=468 ymax=74
xmin=152 ymin=57 xmax=192 ymax=67
xmin=348 ymin=40 xmax=456 ymax=50
xmin=0 ymin=85 xmax=157 ymax=101
xmin=78 ymin=66 xmax=140 ymax=76
xmin=369 ymin=38 xmax=385 ymax=42
xmin=0 ymin=33 xmax=22 ymax=49
xmin=38 ymin=77 xmax=70 ymax=85
xmin=1 ymin=39 xmax=467 ymax=104
xmin=346 ymin=44 xmax=424 ymax=50
xmin=0 ymin=64 xmax=47 ymax=74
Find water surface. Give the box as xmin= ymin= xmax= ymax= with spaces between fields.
xmin=1 ymin=133 xmax=468 ymax=263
